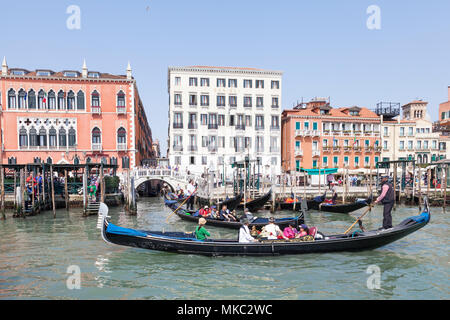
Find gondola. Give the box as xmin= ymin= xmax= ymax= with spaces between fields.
xmin=98 ymin=199 xmax=431 ymax=256
xmin=308 ymin=196 xmax=373 ymax=214
xmin=195 ymin=193 xmax=243 ymax=211
xmin=237 ymin=189 xmax=272 ymax=212
xmin=164 ymin=199 xmax=304 ymax=230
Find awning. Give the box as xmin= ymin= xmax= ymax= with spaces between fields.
xmin=300 ymin=168 xmax=338 ymax=175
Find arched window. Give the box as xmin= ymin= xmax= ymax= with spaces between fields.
xmin=49 ymin=127 xmax=57 ymax=147
xmin=39 ymin=127 xmax=47 ymax=147
xmin=117 ymin=127 xmax=126 ymax=144
xmin=38 ymin=89 xmax=46 ymax=109
xmin=91 ymin=90 xmax=100 ymax=107
xmin=86 ymin=157 xmax=91 ymax=163
xmin=8 ymin=157 xmax=17 ymax=164
xmin=46 ymin=157 xmax=53 ymax=164
xmin=74 ymin=155 xmax=80 ymax=165
xmin=101 ymin=157 xmax=107 ymax=164
xmin=68 ymin=127 xmax=76 ymax=146
xmin=110 ymin=157 xmax=117 ymax=165
xmin=117 ymin=90 xmax=125 ymax=107
xmin=19 ymin=127 xmax=28 ymax=147
xmin=8 ymin=89 xmax=16 ymax=108
xmin=29 ymin=127 xmax=38 ymax=147
xmin=67 ymin=90 xmax=75 ymax=110
xmin=417 ymin=154 xmax=422 ymax=164
xmin=58 ymin=90 xmax=65 ymax=110
xmin=423 ymin=154 xmax=428 ymax=164
xmin=48 ymin=90 xmax=56 ymax=109
xmin=59 ymin=128 xmax=67 ymax=147
xmin=28 ymin=89 xmax=36 ymax=109
xmin=77 ymin=90 xmax=85 ymax=110
xmin=18 ymin=89 xmax=26 ymax=109
xmin=92 ymin=127 xmax=101 ymax=144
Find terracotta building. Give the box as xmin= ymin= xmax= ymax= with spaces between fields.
xmin=281 ymin=98 xmax=382 ymax=173
xmin=0 ymin=58 xmax=154 ymax=169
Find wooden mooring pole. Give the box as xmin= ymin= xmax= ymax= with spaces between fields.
xmin=1 ymin=166 xmax=5 ymax=220
xmin=50 ymin=165 xmax=56 ymax=218
xmin=64 ymin=169 xmax=69 ymax=210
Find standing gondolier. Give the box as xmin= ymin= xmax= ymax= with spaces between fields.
xmin=186 ymin=179 xmax=196 ymax=210
xmin=374 ymin=176 xmax=394 ymax=229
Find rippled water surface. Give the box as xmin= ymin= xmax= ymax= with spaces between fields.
xmin=0 ymin=197 xmax=448 ymax=300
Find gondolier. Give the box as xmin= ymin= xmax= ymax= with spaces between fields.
xmin=374 ymin=176 xmax=394 ymax=229
xmin=186 ymin=180 xmax=196 ymax=210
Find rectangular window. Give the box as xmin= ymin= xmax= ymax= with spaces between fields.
xmin=271 ymin=80 xmax=280 ymax=89
xmin=217 ymin=95 xmax=225 ymax=107
xmin=173 ymin=112 xmax=183 ymax=128
xmin=200 ymin=114 xmax=208 ymax=125
xmin=229 ymin=115 xmax=235 ymax=126
xmin=218 ymin=114 xmax=225 ymax=126
xmin=255 ymin=80 xmax=264 ymax=89
xmin=200 ymin=78 xmax=209 ymax=87
xmin=217 ymin=78 xmax=226 ymax=87
xmin=243 ymin=79 xmax=252 ymax=88
xmin=333 ymin=157 xmax=338 ymax=167
xmin=271 ymin=116 xmax=279 ymax=129
xmin=323 ymin=157 xmax=328 ymax=166
xmin=313 ymin=122 xmax=318 ymax=130
xmin=255 ymin=115 xmax=264 ymax=130
xmin=256 ymin=96 xmax=264 ymax=108
xmin=354 ymin=156 xmax=359 ymax=166
xmin=245 ymin=115 xmax=252 ymax=127
xmin=189 ymin=94 xmax=197 ymax=106
xmin=244 ymin=96 xmax=252 ymax=108
xmin=295 ymin=122 xmax=301 ymax=130
xmin=272 ymin=97 xmax=279 ymax=108
xmin=175 ymin=77 xmax=181 ymax=86
xmin=200 ymin=95 xmax=209 ymax=106
xmin=189 ymin=77 xmax=198 ymax=86
xmin=174 ymin=93 xmax=182 ymax=105
xmin=296 ymin=160 xmax=300 ymax=171
xmin=202 ymin=156 xmax=207 ymax=165
xmin=229 ymin=96 xmax=237 ymax=107
xmin=228 ymin=79 xmax=237 ymax=88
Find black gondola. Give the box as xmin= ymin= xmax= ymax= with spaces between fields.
xmin=194 ymin=193 xmax=243 ymax=211
xmin=308 ymin=196 xmax=373 ymax=214
xmin=98 ymin=199 xmax=431 ymax=256
xmin=237 ymin=189 xmax=272 ymax=212
xmin=164 ymin=199 xmax=304 ymax=230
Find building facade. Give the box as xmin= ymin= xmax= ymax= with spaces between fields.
xmin=167 ymin=66 xmax=283 ymax=176
xmin=381 ymin=100 xmax=447 ymax=164
xmin=0 ymin=58 xmax=154 ymax=169
xmin=281 ymin=99 xmax=382 ymax=173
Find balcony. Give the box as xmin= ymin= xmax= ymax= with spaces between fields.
xmin=342 ymin=130 xmax=352 ymax=135
xmin=173 ymin=145 xmax=183 ymax=152
xmin=323 ymin=130 xmax=331 ymax=135
xmin=255 ymin=126 xmax=264 ymax=131
xmin=235 ymin=124 xmax=246 ymax=131
xmin=354 ymin=130 xmax=362 ymax=135
xmin=208 ymin=124 xmax=218 ymax=130
xmin=92 ymin=143 xmax=102 ymax=151
xmin=208 ymin=145 xmax=218 ymax=153
xmin=116 ymin=106 xmax=126 ymax=114
xmin=343 ymin=146 xmax=352 ymax=152
xmin=117 ymin=143 xmax=127 ymax=151
xmin=188 ymin=123 xmax=197 ymax=129
xmin=188 ymin=145 xmax=198 ymax=152
xmin=364 ymin=146 xmax=373 ymax=152
xmin=333 ymin=146 xmax=341 ymax=152
xmin=353 ymin=146 xmax=362 ymax=152
xmin=312 ymin=150 xmax=321 ymax=157
xmin=173 ymin=123 xmax=183 ymax=129
xmin=375 ymin=146 xmax=382 ymax=152
xmin=91 ymin=106 xmax=101 ymax=114
xmin=270 ymin=126 xmax=280 ymax=131
xmin=323 ymin=146 xmax=331 ymax=152
xmin=295 ymin=149 xmax=303 ymax=157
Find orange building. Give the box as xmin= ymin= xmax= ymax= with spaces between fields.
xmin=281 ymin=98 xmax=382 ymax=172
xmin=438 ymin=86 xmax=450 ymax=133
xmin=0 ymin=58 xmax=154 ymax=169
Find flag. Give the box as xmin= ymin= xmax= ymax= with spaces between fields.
xmin=24 ymin=92 xmax=27 ymax=101
xmin=43 ymin=92 xmax=47 ymax=104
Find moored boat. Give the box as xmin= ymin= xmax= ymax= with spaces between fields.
xmin=195 ymin=193 xmax=243 ymax=211
xmin=309 ymin=196 xmax=373 ymax=214
xmin=99 ymin=199 xmax=431 ymax=256
xmin=237 ymin=189 xmax=272 ymax=212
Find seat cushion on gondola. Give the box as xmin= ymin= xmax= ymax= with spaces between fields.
xmin=106 ymin=223 xmax=148 ymax=238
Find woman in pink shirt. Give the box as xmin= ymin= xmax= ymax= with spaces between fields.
xmin=283 ymin=224 xmax=299 ymax=239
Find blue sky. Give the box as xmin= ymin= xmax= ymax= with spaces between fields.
xmin=2 ymin=0 xmax=449 ymax=156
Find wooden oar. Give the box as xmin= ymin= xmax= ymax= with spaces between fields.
xmin=165 ymin=187 xmax=198 ymax=223
xmin=344 ymin=203 xmax=374 ymax=234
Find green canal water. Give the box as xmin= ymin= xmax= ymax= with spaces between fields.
xmin=0 ymin=197 xmax=448 ymax=300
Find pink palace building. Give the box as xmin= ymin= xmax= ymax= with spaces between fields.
xmin=0 ymin=58 xmax=154 ymax=170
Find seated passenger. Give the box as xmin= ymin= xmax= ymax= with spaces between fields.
xmin=209 ymin=206 xmax=219 ymax=219
xmin=239 ymin=218 xmax=258 ymax=243
xmin=219 ymin=205 xmax=236 ymax=221
xmin=230 ymin=209 xmax=238 ymax=221
xmin=296 ymin=224 xmax=309 ymax=238
xmin=261 ymin=217 xmax=288 ymax=240
xmin=194 ymin=218 xmax=210 ymax=241
xmin=199 ymin=206 xmax=210 ymax=217
xmin=283 ymin=224 xmax=299 ymax=239
xmin=250 ymin=226 xmax=261 ymax=237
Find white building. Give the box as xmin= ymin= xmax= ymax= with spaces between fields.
xmin=167 ymin=66 xmax=283 ymax=177
xmin=381 ymin=100 xmax=447 ymax=164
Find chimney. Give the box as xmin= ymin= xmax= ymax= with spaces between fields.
xmin=82 ymin=59 xmax=88 ymax=78
xmin=2 ymin=56 xmax=8 ymax=76
xmin=127 ymin=61 xmax=132 ymax=80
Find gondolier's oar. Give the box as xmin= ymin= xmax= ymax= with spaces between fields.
xmin=344 ymin=203 xmax=373 ymax=234
xmin=165 ymin=187 xmax=198 ymax=223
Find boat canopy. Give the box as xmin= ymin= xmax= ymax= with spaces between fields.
xmin=300 ymin=168 xmax=338 ymax=175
